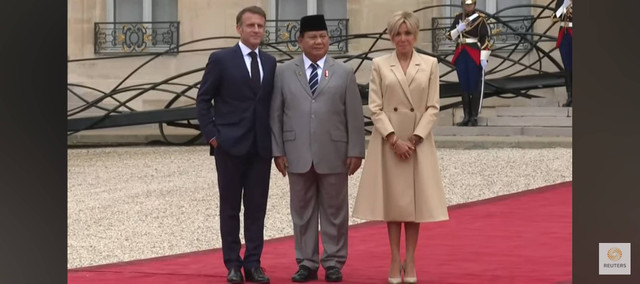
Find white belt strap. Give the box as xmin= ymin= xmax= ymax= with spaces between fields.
xmin=466 ymin=13 xmax=479 ymax=23
xmin=555 ymin=0 xmax=571 ymax=18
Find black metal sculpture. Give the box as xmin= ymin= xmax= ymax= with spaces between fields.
xmin=68 ymin=1 xmax=567 ymax=144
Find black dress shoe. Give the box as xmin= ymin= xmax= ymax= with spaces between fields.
xmin=244 ymin=267 xmax=270 ymax=283
xmin=227 ymin=267 xmax=243 ymax=283
xmin=291 ymin=265 xmax=318 ymax=282
xmin=325 ymin=266 xmax=343 ymax=282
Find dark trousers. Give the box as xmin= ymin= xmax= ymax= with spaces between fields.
xmin=214 ymin=141 xmax=271 ymax=271
xmin=559 ymin=29 xmax=573 ymax=95
xmin=456 ymin=50 xmax=484 ymax=119
xmin=455 ymin=49 xmax=483 ymax=94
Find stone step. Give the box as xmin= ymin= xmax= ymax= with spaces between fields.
xmin=68 ymin=131 xmax=572 ymax=148
xmin=494 ymin=107 xmax=571 ymax=117
xmin=433 ymin=136 xmax=572 ymax=149
xmin=486 ymin=116 xmax=572 ymax=127
xmin=434 ymin=126 xmax=572 ymax=137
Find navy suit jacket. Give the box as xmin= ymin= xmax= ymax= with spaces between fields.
xmin=196 ymin=44 xmax=276 ymax=158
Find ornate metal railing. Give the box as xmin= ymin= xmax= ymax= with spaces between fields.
xmin=262 ymin=19 xmax=349 ymax=53
xmin=71 ymin=2 xmax=567 ymax=143
xmin=432 ymin=15 xmax=534 ymax=53
xmin=94 ymin=22 xmax=179 ymax=54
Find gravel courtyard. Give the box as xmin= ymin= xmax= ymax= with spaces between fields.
xmin=68 ymin=146 xmax=572 ymax=268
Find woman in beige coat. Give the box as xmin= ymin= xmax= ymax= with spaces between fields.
xmin=353 ymin=11 xmax=449 ymax=284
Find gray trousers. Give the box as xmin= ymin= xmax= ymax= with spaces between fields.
xmin=288 ymin=166 xmax=349 ymax=271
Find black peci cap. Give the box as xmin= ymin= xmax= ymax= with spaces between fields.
xmin=300 ymin=14 xmax=328 ymax=35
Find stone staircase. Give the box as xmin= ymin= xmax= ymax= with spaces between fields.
xmin=67 ymin=105 xmax=573 ymax=148
xmin=435 ymin=106 xmax=572 ymax=137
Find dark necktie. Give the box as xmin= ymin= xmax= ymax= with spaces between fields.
xmin=249 ymin=51 xmax=260 ymax=90
xmin=309 ymin=63 xmax=319 ymax=95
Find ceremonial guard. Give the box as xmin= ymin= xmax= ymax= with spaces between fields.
xmin=552 ymin=0 xmax=573 ymax=107
xmin=446 ymin=0 xmax=492 ymax=126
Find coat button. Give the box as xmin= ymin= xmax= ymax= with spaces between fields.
xmin=410 ymin=108 xmax=415 ymax=112
xmin=394 ymin=107 xmax=398 ymax=112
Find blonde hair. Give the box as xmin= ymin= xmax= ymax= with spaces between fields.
xmin=387 ymin=11 xmax=420 ymax=39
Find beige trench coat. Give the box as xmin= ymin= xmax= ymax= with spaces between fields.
xmin=353 ymin=51 xmax=449 ymax=222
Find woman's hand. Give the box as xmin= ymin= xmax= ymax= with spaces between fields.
xmin=393 ymin=139 xmax=415 ymax=160
xmin=386 ymin=132 xmax=415 ymax=160
xmin=408 ymin=135 xmax=424 ymax=147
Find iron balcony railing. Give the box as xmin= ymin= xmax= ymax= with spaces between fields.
xmin=94 ymin=21 xmax=179 ymax=54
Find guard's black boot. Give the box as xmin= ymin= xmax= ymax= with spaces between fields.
xmin=456 ymin=93 xmax=471 ymax=126
xmin=469 ymin=92 xmax=482 ymax=127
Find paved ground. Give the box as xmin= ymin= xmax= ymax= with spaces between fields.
xmin=67 ymin=146 xmax=572 ymax=269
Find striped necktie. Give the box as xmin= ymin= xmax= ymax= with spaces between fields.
xmin=309 ymin=63 xmax=319 ymax=95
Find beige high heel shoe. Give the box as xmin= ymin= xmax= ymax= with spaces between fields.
xmin=404 ymin=276 xmax=418 ymax=283
xmin=388 ymin=262 xmax=403 ymax=284
xmin=403 ymin=262 xmax=417 ymax=283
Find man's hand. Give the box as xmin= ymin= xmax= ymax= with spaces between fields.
xmin=346 ymin=157 xmax=363 ymax=176
xmin=209 ymin=138 xmax=218 ymax=148
xmin=274 ymin=156 xmax=288 ymax=177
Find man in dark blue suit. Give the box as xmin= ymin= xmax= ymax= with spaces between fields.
xmin=196 ymin=6 xmax=276 ymax=284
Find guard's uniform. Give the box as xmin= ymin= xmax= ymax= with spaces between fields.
xmin=552 ymin=0 xmax=573 ymax=107
xmin=446 ymin=2 xmax=492 ymax=126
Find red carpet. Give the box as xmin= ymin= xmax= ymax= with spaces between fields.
xmin=69 ymin=181 xmax=572 ymax=283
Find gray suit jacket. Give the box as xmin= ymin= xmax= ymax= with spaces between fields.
xmin=271 ymin=56 xmax=365 ymax=174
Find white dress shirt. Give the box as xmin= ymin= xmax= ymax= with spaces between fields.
xmin=303 ymin=53 xmax=327 ymax=85
xmin=238 ymin=41 xmax=264 ymax=82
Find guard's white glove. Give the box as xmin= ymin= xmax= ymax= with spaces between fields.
xmin=481 ymin=59 xmax=488 ymax=70
xmin=457 ymin=22 xmax=467 ymax=32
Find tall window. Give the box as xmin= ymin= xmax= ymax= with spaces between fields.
xmin=106 ymin=0 xmax=177 ymax=22
xmin=265 ymin=0 xmax=349 ymax=53
xmin=269 ymin=0 xmax=347 ymax=20
xmin=273 ymin=0 xmax=307 ymax=20
xmin=317 ymin=0 xmax=347 ymax=19
xmin=444 ymin=0 xmax=531 ymax=17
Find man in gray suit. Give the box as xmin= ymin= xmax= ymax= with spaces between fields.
xmin=270 ymin=14 xmax=365 ymax=283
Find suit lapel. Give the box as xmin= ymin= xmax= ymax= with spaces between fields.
xmin=233 ymin=44 xmax=251 ymax=82
xmin=294 ymin=57 xmax=314 ymax=98
xmin=389 ymin=51 xmax=415 ymax=107
xmin=314 ymin=57 xmax=334 ymax=97
xmin=406 ymin=52 xmax=421 ymax=88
